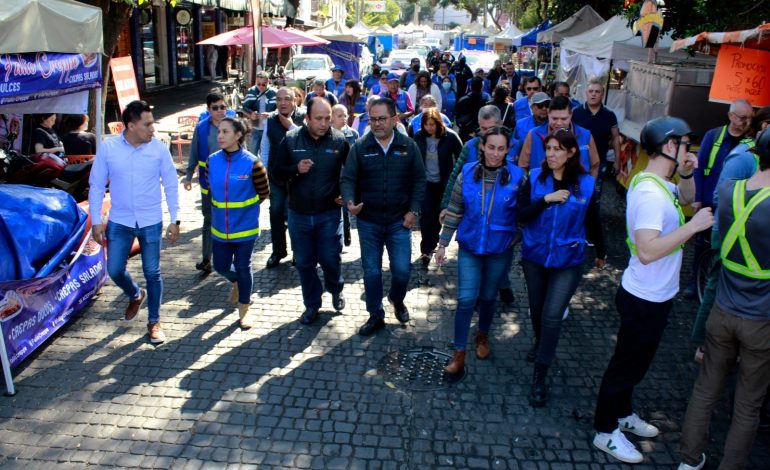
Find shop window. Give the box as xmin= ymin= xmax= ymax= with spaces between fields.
xmin=175 ymin=8 xmax=195 ymax=82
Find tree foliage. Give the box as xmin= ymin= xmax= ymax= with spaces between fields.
xmin=347 ymin=0 xmax=402 ymax=26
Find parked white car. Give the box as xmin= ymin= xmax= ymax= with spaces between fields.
xmin=284 ymin=53 xmax=334 ymax=88
xmin=381 ymin=49 xmax=427 ymax=76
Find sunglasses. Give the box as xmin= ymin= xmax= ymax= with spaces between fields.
xmin=210 ymin=105 xmax=227 ymax=111
xmin=525 ymin=87 xmax=540 ymax=91
xmin=677 ymin=139 xmax=692 ymax=152
xmin=534 ymin=102 xmax=549 ymax=109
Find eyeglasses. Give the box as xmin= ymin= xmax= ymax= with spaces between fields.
xmin=534 ymin=102 xmax=549 ymax=109
xmin=730 ymin=112 xmax=751 ymax=122
xmin=210 ymin=105 xmax=227 ymax=111
xmin=370 ymin=116 xmax=394 ymax=125
xmin=256 ymin=82 xmax=268 ymax=87
xmin=677 ymin=139 xmax=692 ymax=151
xmin=525 ymin=87 xmax=540 ymax=91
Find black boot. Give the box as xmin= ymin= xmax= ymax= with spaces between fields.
xmin=529 ymin=362 xmax=548 ymax=408
xmin=526 ymin=340 xmax=540 ymax=363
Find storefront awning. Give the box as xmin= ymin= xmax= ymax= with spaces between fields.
xmin=186 ymin=0 xmax=251 ymax=12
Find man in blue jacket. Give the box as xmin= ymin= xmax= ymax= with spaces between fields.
xmin=326 ymin=66 xmax=346 ymax=97
xmin=242 ymin=71 xmax=277 ymax=156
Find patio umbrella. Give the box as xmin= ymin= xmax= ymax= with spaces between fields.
xmin=198 ymin=26 xmax=330 ymax=48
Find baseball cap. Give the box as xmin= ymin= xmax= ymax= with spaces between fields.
xmin=475 ymin=68 xmax=485 ymax=74
xmin=531 ymin=92 xmax=550 ymax=105
xmin=387 ymin=73 xmax=400 ymax=82
xmin=332 ymin=65 xmax=344 ymax=73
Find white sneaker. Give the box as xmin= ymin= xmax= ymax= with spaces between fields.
xmin=677 ymin=453 xmax=706 ymax=470
xmin=618 ymin=413 xmax=660 ymax=437
xmin=593 ymin=429 xmax=643 ymax=464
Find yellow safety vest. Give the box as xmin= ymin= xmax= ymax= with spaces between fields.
xmin=625 ymin=172 xmax=684 ymax=256
xmin=720 ymin=179 xmax=770 ymax=279
xmin=704 ymin=126 xmax=756 ymax=176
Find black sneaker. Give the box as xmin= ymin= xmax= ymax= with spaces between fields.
xmin=388 ymin=296 xmax=410 ymax=323
xmin=358 ymin=315 xmax=385 ymax=336
xmin=266 ymin=253 xmax=286 ymax=269
xmin=299 ymin=308 xmax=319 ymax=325
xmin=499 ymin=288 xmax=515 ymax=304
xmin=332 ymin=293 xmax=345 ymax=311
xmin=195 ymin=260 xmax=212 ymax=273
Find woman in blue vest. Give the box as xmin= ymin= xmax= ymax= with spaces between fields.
xmin=518 ymin=129 xmax=605 ymax=407
xmin=206 ymin=117 xmax=270 ymax=329
xmin=439 ymin=76 xmax=457 ymax=123
xmin=436 ymin=127 xmax=526 ymax=377
xmin=338 ymin=79 xmax=366 ymax=126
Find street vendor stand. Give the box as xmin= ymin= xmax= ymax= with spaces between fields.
xmin=0 ymin=0 xmax=106 ymax=395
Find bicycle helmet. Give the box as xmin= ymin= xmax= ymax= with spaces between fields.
xmin=639 ymin=116 xmax=693 ymax=157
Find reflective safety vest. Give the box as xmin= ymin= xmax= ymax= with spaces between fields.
xmin=704 ymin=126 xmax=756 ymax=176
xmin=720 ymin=179 xmax=770 ymax=279
xmin=625 ymin=172 xmax=684 ymax=256
xmin=208 ymin=148 xmax=261 ymax=242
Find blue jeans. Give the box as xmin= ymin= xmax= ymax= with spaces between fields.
xmin=251 ymin=129 xmax=264 ymax=158
xmin=288 ymin=208 xmax=344 ymax=309
xmin=454 ymin=246 xmax=513 ymax=350
xmin=212 ymin=238 xmax=256 ymax=305
xmin=268 ymin=182 xmax=289 ymax=256
xmin=106 ymin=221 xmax=163 ymax=323
xmin=200 ymin=192 xmax=212 ymax=263
xmin=357 ymin=218 xmax=412 ymax=317
xmin=521 ymin=259 xmax=583 ymax=366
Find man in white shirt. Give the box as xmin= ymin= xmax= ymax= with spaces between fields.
xmin=592 ymin=116 xmax=714 ymax=464
xmin=89 ymin=100 xmax=180 ymax=344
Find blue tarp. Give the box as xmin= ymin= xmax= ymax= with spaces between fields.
xmin=516 ymin=20 xmax=553 ymax=46
xmin=0 ymin=185 xmax=87 ymax=282
xmin=303 ymin=41 xmax=363 ymax=81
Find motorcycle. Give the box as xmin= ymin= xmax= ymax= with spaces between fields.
xmin=0 ymin=134 xmax=92 ymax=202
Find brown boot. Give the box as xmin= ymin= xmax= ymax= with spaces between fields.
xmin=444 ymin=350 xmax=466 ymax=375
xmin=238 ymin=303 xmax=254 ymax=329
xmin=475 ymin=331 xmax=490 ymax=360
xmin=229 ymin=282 xmax=239 ymax=305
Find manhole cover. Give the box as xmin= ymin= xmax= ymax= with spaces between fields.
xmin=377 ymin=346 xmax=465 ymax=390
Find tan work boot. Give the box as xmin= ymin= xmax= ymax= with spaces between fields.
xmin=444 ymin=350 xmax=466 ymax=376
xmin=475 ymin=331 xmax=490 ymax=360
xmin=238 ymin=303 xmax=254 ymax=329
xmin=229 ymin=282 xmax=239 ymax=305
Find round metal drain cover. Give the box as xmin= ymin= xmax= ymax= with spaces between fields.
xmin=377 ymin=346 xmax=465 ymax=390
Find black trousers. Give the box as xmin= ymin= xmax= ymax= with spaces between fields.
xmin=420 ymin=181 xmax=444 ymax=256
xmin=593 ymin=285 xmax=672 ymax=433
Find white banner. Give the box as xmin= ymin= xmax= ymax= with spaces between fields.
xmin=366 ymin=0 xmax=386 ymax=13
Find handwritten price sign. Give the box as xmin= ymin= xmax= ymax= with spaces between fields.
xmin=709 ymin=44 xmax=770 ymax=107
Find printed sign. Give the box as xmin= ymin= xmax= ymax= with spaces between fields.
xmin=366 ymin=0 xmax=387 ymax=13
xmin=710 ymin=44 xmax=770 ymax=107
xmin=0 ymin=52 xmax=102 ymax=105
xmin=0 ymin=233 xmax=106 ymax=369
xmin=109 ymin=56 xmax=141 ymax=113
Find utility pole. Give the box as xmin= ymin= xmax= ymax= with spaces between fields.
xmin=356 ymin=0 xmax=361 ymax=23
xmin=413 ymin=3 xmax=420 ymax=24
xmin=483 ymin=0 xmax=487 ymax=28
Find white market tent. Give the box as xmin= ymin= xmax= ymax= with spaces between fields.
xmin=311 ymin=21 xmax=368 ymax=43
xmin=350 ymin=21 xmax=373 ymax=36
xmin=536 ymin=5 xmax=604 ymax=44
xmin=494 ymin=23 xmax=524 ymax=45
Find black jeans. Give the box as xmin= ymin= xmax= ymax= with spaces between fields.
xmin=268 ymin=181 xmax=288 ymax=256
xmin=420 ymin=181 xmax=444 ymax=256
xmin=521 ymin=260 xmax=583 ymax=366
xmin=593 ymin=285 xmax=672 ymax=433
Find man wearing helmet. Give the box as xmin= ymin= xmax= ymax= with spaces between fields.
xmin=592 ymin=116 xmax=715 ymax=464
xmin=677 ymin=127 xmax=770 ymax=470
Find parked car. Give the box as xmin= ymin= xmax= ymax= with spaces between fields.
xmin=406 ymin=44 xmax=430 ymax=60
xmin=461 ymin=50 xmax=499 ymax=74
xmin=417 ymin=37 xmax=442 ymax=49
xmin=380 ymin=49 xmax=427 ymax=76
xmin=284 ymin=53 xmax=334 ymax=89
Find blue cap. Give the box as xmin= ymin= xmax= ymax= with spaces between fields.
xmin=387 ymin=73 xmax=400 ymax=82
xmin=332 ymin=65 xmax=344 ymax=73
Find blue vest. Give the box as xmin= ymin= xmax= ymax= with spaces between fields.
xmin=509 ymin=115 xmax=538 ymax=163
xmin=364 ymin=74 xmax=380 ymax=91
xmin=385 ymin=89 xmax=410 ymax=113
xmin=208 ymin=148 xmax=261 ymax=242
xmin=403 ymin=70 xmax=419 ymax=90
xmin=464 ymin=137 xmax=480 ymax=162
xmin=456 ymin=161 xmax=524 ymax=255
xmin=440 ymin=89 xmax=457 ymax=121
xmin=326 ymin=78 xmax=345 ymax=97
xmin=522 ymin=169 xmax=595 ymax=268
xmin=370 ymin=83 xmax=384 ymax=96
xmin=353 ymin=95 xmax=367 ymax=115
xmin=529 ymin=123 xmax=592 ymax=172
xmin=410 ymin=112 xmax=452 ymax=135
xmin=465 ymin=78 xmax=491 ymax=95
xmin=432 ymin=73 xmax=455 ymax=89
xmin=514 ymin=96 xmax=532 ymax=120
xmin=357 ymin=113 xmax=370 ymax=135
xmin=195 ymin=117 xmax=217 ymax=193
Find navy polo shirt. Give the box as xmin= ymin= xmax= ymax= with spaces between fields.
xmin=572 ymin=103 xmax=618 ymax=162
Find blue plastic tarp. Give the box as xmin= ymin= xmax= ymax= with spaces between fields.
xmin=0 ymin=185 xmax=87 ymax=282
xmin=515 ymin=20 xmax=553 ymax=46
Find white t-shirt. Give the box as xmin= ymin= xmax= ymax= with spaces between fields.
xmin=621 ymin=174 xmax=683 ymax=302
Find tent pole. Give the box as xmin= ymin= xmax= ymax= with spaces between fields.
xmin=604 ymin=59 xmax=612 ymax=105
xmin=95 ymin=86 xmax=103 ymax=145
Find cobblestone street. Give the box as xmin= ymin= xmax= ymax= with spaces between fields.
xmin=0 ymin=83 xmax=768 ymax=469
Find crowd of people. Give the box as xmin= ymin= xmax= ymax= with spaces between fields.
xmin=86 ymin=47 xmax=770 ymax=469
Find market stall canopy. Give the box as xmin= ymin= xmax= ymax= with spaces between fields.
xmin=0 ymin=0 xmax=103 ymax=54
xmin=670 ymin=23 xmax=770 ymax=54
xmin=494 ymin=23 xmax=524 ymax=45
xmin=536 ymin=5 xmax=604 ymax=44
xmin=513 ymin=20 xmax=552 ymax=46
xmin=459 ymin=23 xmax=499 ymax=36
xmin=311 ymin=21 xmax=368 ymax=43
xmin=372 ymin=25 xmax=395 ymax=35
xmin=198 ymin=26 xmax=329 ymax=48
xmin=351 ymin=21 xmax=373 ymax=35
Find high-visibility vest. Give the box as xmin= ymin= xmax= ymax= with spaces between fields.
xmin=720 ymin=179 xmax=770 ymax=279
xmin=704 ymin=126 xmax=756 ymax=176
xmin=625 ymin=172 xmax=684 ymax=256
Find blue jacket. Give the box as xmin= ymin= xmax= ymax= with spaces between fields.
xmin=528 ymin=123 xmax=592 ymax=173
xmin=382 ymin=89 xmax=411 ymax=114
xmin=509 ymin=115 xmax=540 ymax=163
xmin=356 ymin=113 xmax=370 ymax=135
xmin=326 ymin=78 xmax=346 ymax=97
xmin=194 ymin=117 xmax=216 ymax=192
xmin=402 ymin=70 xmax=419 ymax=90
xmin=410 ymin=111 xmax=452 ymax=135
xmin=456 ymin=161 xmax=525 ymax=255
xmin=695 ymin=126 xmax=754 ymax=207
xmin=440 ymin=89 xmax=457 ymax=121
xmin=465 ymin=77 xmax=491 ymax=95
xmin=522 ymin=169 xmax=595 ymax=268
xmin=363 ymin=74 xmax=380 ymax=91
xmin=208 ymin=148 xmax=261 ymax=242
xmin=432 ymin=73 xmax=455 ymax=90
xmin=514 ymin=96 xmax=531 ymax=120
